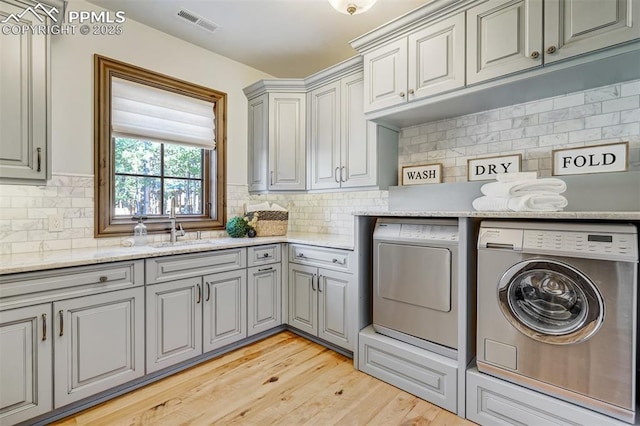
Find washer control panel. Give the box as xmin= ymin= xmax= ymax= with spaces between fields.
xmin=523 ymin=229 xmax=636 ymax=258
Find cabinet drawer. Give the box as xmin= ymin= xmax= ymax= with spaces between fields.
xmin=289 ymin=244 xmax=352 ymax=272
xmin=358 ymin=326 xmax=457 ymax=414
xmin=146 ymin=249 xmax=246 ymax=284
xmin=466 ymin=367 xmax=624 ymax=425
xmin=247 ymin=244 xmax=281 ymax=267
xmin=0 ymin=261 xmax=144 ymax=310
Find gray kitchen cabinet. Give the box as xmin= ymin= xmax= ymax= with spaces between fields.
xmin=145 ymin=277 xmax=203 ymax=373
xmin=203 ymin=270 xmax=247 ymax=351
xmin=288 ymin=245 xmax=354 ymax=351
xmin=0 ymin=0 xmax=59 ymax=184
xmin=362 ymin=11 xmax=466 ymax=112
xmin=247 ymin=94 xmax=269 ymax=192
xmin=54 ymin=287 xmax=145 ymax=407
xmin=467 ymin=0 xmax=640 ymax=84
xmin=247 ymin=264 xmax=282 ymax=337
xmin=0 ymin=304 xmax=52 ymax=425
xmin=309 ymin=69 xmax=398 ymax=190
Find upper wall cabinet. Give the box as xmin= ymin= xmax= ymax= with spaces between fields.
xmin=363 ymin=12 xmax=466 ymax=113
xmin=245 ymin=82 xmax=307 ymax=192
xmin=467 ymin=0 xmax=640 ymax=84
xmin=0 ymin=0 xmax=62 ymax=184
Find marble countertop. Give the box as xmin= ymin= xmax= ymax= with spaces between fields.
xmin=0 ymin=232 xmax=354 ymax=275
xmin=355 ymin=210 xmax=640 ymax=220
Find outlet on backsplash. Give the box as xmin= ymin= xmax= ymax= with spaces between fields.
xmin=48 ymin=214 xmax=64 ymax=232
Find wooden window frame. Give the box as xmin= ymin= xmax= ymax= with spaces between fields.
xmin=94 ymin=54 xmax=227 ymax=237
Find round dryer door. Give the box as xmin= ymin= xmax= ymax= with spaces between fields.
xmin=497 ymin=259 xmax=604 ymax=345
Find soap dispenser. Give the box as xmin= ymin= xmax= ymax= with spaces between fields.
xmin=133 ymin=216 xmax=148 ymax=246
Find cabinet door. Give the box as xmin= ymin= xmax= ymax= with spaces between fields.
xmin=247 ymin=264 xmax=282 ymax=337
xmin=310 ymin=81 xmax=341 ymax=190
xmin=54 ymin=288 xmax=144 ymax=407
xmin=0 ymin=0 xmax=49 ymax=183
xmin=317 ymin=269 xmax=352 ymax=350
xmin=341 ymin=73 xmax=377 ymax=188
xmin=288 ymin=264 xmax=318 ymax=335
xmin=268 ymin=93 xmax=306 ymax=190
xmin=363 ymin=38 xmax=408 ymax=113
xmin=544 ymin=0 xmax=640 ymax=64
xmin=146 ymin=278 xmax=202 ymax=373
xmin=203 ymin=270 xmax=247 ymax=352
xmin=408 ymin=12 xmax=466 ymax=100
xmin=247 ymin=94 xmax=269 ymax=192
xmin=0 ymin=304 xmax=52 ymax=424
xmin=466 ymin=0 xmax=543 ymax=84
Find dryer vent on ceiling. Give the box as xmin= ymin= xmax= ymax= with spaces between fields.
xmin=176 ymin=9 xmax=218 ymax=33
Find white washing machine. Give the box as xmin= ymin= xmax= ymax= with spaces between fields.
xmin=477 ymin=221 xmax=638 ymax=423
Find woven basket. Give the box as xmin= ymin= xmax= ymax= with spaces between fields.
xmin=246 ymin=210 xmax=288 ymax=236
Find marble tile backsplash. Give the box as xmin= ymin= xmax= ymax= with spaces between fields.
xmin=1 ymin=79 xmax=639 ymax=255
xmin=398 ymin=79 xmax=640 ymax=182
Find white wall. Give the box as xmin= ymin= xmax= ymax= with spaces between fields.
xmin=50 ymin=0 xmax=272 ymax=184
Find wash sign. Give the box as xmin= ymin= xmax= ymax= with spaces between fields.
xmin=467 ymin=154 xmax=521 ymax=181
xmin=552 ymin=142 xmax=628 ymax=176
xmin=402 ymin=163 xmax=442 ymax=185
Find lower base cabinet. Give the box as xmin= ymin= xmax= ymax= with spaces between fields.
xmin=203 ymin=270 xmax=247 ymax=352
xmin=466 ymin=367 xmax=626 ymax=425
xmin=358 ymin=326 xmax=458 ymax=414
xmin=247 ymin=264 xmax=281 ymax=336
xmin=0 ymin=304 xmax=52 ymax=425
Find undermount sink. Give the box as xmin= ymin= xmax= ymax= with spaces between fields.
xmin=149 ymin=240 xmax=212 ymax=248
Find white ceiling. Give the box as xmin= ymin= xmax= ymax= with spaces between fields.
xmin=86 ymin=0 xmax=429 ymax=78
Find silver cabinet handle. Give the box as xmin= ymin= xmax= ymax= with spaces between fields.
xmin=258 ymin=267 xmax=273 ymax=272
xmin=58 ymin=310 xmax=64 ymax=337
xmin=206 ymin=282 xmax=211 ymax=302
xmin=530 ymin=51 xmax=540 ymax=59
xmin=546 ymin=45 xmax=557 ymax=54
xmin=318 ymin=275 xmax=323 ymax=292
xmin=270 ymin=171 xmax=274 ymax=186
xmin=196 ymin=284 xmax=202 ymax=304
xmin=42 ymin=313 xmax=47 ymax=341
xmin=334 ymin=167 xmax=340 ymax=183
xmin=297 ymin=253 xmax=305 ymax=258
xmin=408 ymin=89 xmax=415 ymax=95
xmin=332 ymin=258 xmax=345 ymax=265
xmin=37 ymin=147 xmax=42 ymax=172
xmin=311 ymin=274 xmax=316 ymax=291
xmin=340 ymin=166 xmax=346 ymax=183
xmin=399 ymin=92 xmax=405 ymax=98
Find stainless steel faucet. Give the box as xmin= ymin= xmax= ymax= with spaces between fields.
xmin=169 ymin=196 xmax=185 ymax=243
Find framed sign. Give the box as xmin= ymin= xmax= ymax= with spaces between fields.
xmin=401 ymin=163 xmax=443 ymax=185
xmin=467 ymin=154 xmax=522 ymax=181
xmin=552 ymin=142 xmax=628 ymax=176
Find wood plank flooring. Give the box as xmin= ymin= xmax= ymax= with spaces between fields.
xmin=53 ymin=332 xmax=474 ymax=425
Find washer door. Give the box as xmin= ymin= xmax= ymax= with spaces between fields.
xmin=497 ymin=259 xmax=604 ymax=345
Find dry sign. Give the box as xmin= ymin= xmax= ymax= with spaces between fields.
xmin=401 ymin=163 xmax=442 ymax=185
xmin=552 ymin=142 xmax=628 ymax=176
xmin=467 ymin=154 xmax=521 ymax=181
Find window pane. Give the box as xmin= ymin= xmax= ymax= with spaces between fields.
xmin=114 ymin=175 xmax=161 ymax=216
xmin=164 ymin=179 xmax=203 ymax=215
xmin=114 ymin=138 xmax=161 ymax=175
xmin=164 ymin=144 xmax=203 ymax=178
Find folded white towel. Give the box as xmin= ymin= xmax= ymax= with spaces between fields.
xmin=270 ymin=203 xmax=288 ymax=211
xmin=472 ymin=194 xmax=568 ymax=212
xmin=481 ymin=178 xmax=567 ymax=197
xmin=472 ymin=196 xmax=510 ymax=211
xmin=496 ymin=172 xmax=538 ymax=183
xmin=507 ymin=194 xmax=568 ymax=212
xmin=245 ymin=202 xmax=271 ymax=212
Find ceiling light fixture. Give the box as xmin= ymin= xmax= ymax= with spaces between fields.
xmin=328 ymin=0 xmax=378 ymax=15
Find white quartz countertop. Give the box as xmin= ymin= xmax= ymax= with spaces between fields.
xmin=355 ymin=210 xmax=640 ymax=220
xmin=0 ymin=232 xmax=354 ymax=275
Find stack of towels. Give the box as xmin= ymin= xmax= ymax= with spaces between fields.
xmin=245 ymin=202 xmax=288 ymax=212
xmin=472 ymin=172 xmax=568 ymax=212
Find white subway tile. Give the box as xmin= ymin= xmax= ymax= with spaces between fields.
xmin=602 ymin=96 xmax=639 ymax=113
xmin=569 ymin=128 xmax=602 ymax=143
xmin=467 ymin=123 xmax=488 ymax=135
xmin=401 ymin=127 xmax=419 ymax=138
xmin=553 ymin=93 xmax=584 ymax=109
xmin=621 ymin=109 xmax=640 ymax=124
xmin=436 ymin=120 xmax=456 ymax=131
xmin=621 ymin=81 xmax=640 ymax=97
xmin=525 ymin=99 xmax=553 ymax=115
xmin=11 ymin=219 xmax=43 ymax=231
xmin=569 ymin=103 xmax=602 ymax=118
xmin=488 ymin=119 xmax=512 ymax=132
xmin=584 ymin=112 xmax=620 ymax=128
xmin=538 ymin=133 xmax=568 ymax=147
xmin=585 ymin=86 xmax=620 ymax=103
xmin=525 ymin=124 xmax=553 ymax=137
xmin=553 ymin=119 xmax=584 ymax=133
xmin=602 ymin=123 xmax=640 ymax=138
xmin=512 ymin=115 xmax=539 ymax=128
xmin=1 ymin=208 xmax=28 ymax=219
xmin=499 ymin=105 xmax=525 ymax=118
xmin=500 ymin=128 xmax=525 ymax=141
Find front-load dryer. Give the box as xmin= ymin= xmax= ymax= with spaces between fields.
xmin=477 ymin=221 xmax=638 ymax=423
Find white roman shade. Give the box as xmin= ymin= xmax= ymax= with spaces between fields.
xmin=111 ymin=77 xmax=216 ymax=149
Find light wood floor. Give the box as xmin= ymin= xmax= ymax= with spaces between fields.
xmin=53 ymin=331 xmax=474 ymax=425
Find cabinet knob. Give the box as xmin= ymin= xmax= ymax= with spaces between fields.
xmin=530 ymin=51 xmax=540 ymax=59
xmin=546 ymin=45 xmax=557 ymax=54
xmin=399 ymin=92 xmax=405 ymax=98
xmin=99 ymin=276 xmax=108 ymax=283
xmin=297 ymin=253 xmax=304 ymax=258
xmin=263 ymin=253 xmax=270 ymax=258
xmin=408 ymin=89 xmax=415 ymax=95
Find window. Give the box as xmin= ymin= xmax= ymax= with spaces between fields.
xmin=94 ymin=55 xmax=227 ymax=237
